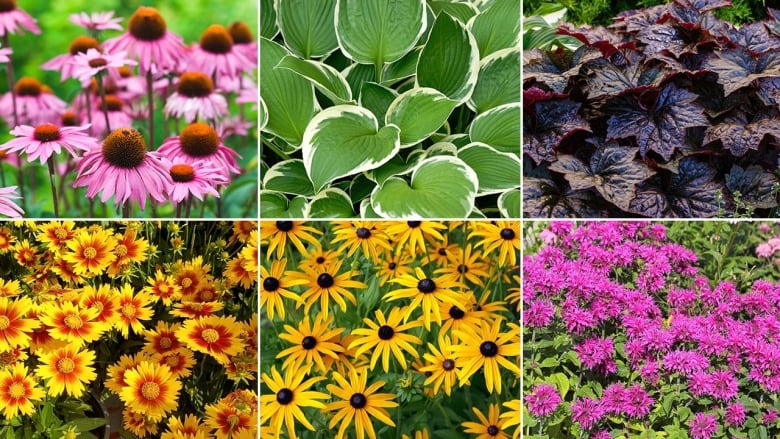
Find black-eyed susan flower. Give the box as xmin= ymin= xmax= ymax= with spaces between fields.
xmin=299 ymin=244 xmax=339 ymax=270
xmin=177 ymin=315 xmax=242 ymax=365
xmin=376 ymin=250 xmax=415 ymax=286
xmin=462 ymin=404 xmax=510 ymax=439
xmin=276 ymin=312 xmax=344 ymax=373
xmin=0 ymin=362 xmax=44 ymax=419
xmin=260 ymin=259 xmax=308 ymax=320
xmin=452 ymin=319 xmax=520 ymax=394
xmin=260 ymin=362 xmax=328 ymax=439
xmin=261 ymin=221 xmax=322 ymax=259
xmin=289 ymin=259 xmax=366 ymax=318
xmin=0 ymin=296 xmax=39 ymax=352
xmin=420 ymin=335 xmax=462 ymax=396
xmin=62 ymin=228 xmax=117 ymax=276
xmin=385 ymin=221 xmax=446 ymax=257
xmin=120 ymin=361 xmax=181 ymax=421
xmin=386 ymin=267 xmax=464 ymax=330
xmin=499 ymin=399 xmax=520 ymax=439
xmin=326 ymin=366 xmax=398 ymax=439
xmin=330 ymin=220 xmax=393 ymax=263
xmin=469 ymin=221 xmax=520 ymax=267
xmin=115 ymin=284 xmax=154 ymax=337
xmin=36 ymin=343 xmax=97 ymax=397
xmin=505 ymin=275 xmax=520 ymax=313
xmin=402 ymin=430 xmax=430 ymax=439
xmin=161 ymin=414 xmax=209 ymax=439
xmin=435 ymin=244 xmax=492 ymax=287
xmin=349 ymin=307 xmax=422 ymax=373
xmin=40 ymin=300 xmax=108 ymax=345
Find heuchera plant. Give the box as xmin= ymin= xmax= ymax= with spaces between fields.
xmin=523 ymin=221 xmax=780 ymax=439
xmin=523 ymin=0 xmax=780 ymax=218
xmin=261 ymin=0 xmax=520 ymax=219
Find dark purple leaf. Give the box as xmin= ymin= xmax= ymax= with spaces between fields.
xmin=606 ymin=84 xmax=710 ymax=160
xmin=557 ymin=23 xmax=636 ymax=57
xmin=703 ymin=111 xmax=780 ymax=156
xmin=637 ymin=23 xmax=719 ymax=57
xmin=523 ymin=47 xmax=601 ymax=93
xmin=674 ymin=0 xmax=731 ymax=12
xmin=725 ymin=165 xmax=779 ymax=209
xmin=629 ymin=188 xmax=669 ymax=217
xmin=523 ymin=177 xmax=606 ymax=218
xmin=757 ymin=77 xmax=780 ymax=107
xmin=703 ymin=48 xmax=780 ymax=96
xmin=615 ymin=5 xmax=669 ymax=33
xmin=524 ymin=99 xmax=590 ymax=165
xmin=725 ymin=22 xmax=780 ymax=55
xmin=666 ymin=157 xmax=723 ymax=217
xmin=549 ymin=143 xmax=654 ymax=211
xmin=582 ymin=54 xmax=671 ymax=100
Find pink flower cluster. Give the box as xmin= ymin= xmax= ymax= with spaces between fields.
xmin=525 ymin=222 xmax=780 ymax=438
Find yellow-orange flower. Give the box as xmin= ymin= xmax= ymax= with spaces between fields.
xmin=14 ymin=239 xmax=38 ymax=269
xmin=177 ymin=315 xmax=243 ymax=365
xmin=0 ymin=226 xmax=16 ymax=253
xmin=63 ymin=228 xmax=117 ymax=276
xmin=0 ymin=362 xmax=44 ymax=419
xmin=120 ymin=361 xmax=181 ymax=421
xmin=0 ymin=296 xmax=39 ymax=352
xmin=205 ymin=401 xmax=256 ymax=439
xmin=115 ymin=284 xmax=154 ymax=337
xmin=40 ymin=301 xmax=108 ymax=346
xmin=224 ymin=256 xmax=255 ymax=289
xmin=79 ymin=284 xmax=121 ymax=327
xmin=0 ymin=279 xmax=21 ymax=297
xmin=107 ymin=227 xmax=149 ymax=276
xmin=36 ymin=221 xmax=77 ymax=252
xmin=173 ymin=256 xmax=213 ymax=300
xmin=36 ymin=344 xmax=97 ymax=397
xmin=142 ymin=321 xmax=183 ymax=357
xmin=105 ymin=353 xmax=143 ymax=396
xmin=153 ymin=348 xmax=195 ymax=380
xmin=171 ymin=301 xmax=224 ymax=319
xmin=161 ymin=414 xmax=209 ymax=439
xmin=122 ymin=406 xmax=159 ymax=437
xmin=142 ymin=270 xmax=181 ymax=305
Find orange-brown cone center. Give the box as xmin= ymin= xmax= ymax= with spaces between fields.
xmin=128 ymin=6 xmax=167 ymax=41
xmin=228 ymin=21 xmax=253 ymax=45
xmin=101 ymin=128 xmax=147 ymax=168
xmin=15 ymin=77 xmax=42 ymax=96
xmin=170 ymin=164 xmax=195 ymax=182
xmin=200 ymin=24 xmax=233 ymax=54
xmin=69 ymin=36 xmax=101 ymax=55
xmin=180 ymin=123 xmax=219 ymax=157
xmin=0 ymin=0 xmax=16 ymax=13
xmin=61 ymin=111 xmax=79 ymax=127
xmin=33 ymin=124 xmax=61 ymax=142
xmin=176 ymin=72 xmax=213 ymax=98
xmin=101 ymin=95 xmax=123 ymax=112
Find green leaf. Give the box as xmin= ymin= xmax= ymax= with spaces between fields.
xmin=498 ymin=189 xmax=520 ymax=218
xmin=260 ymin=0 xmax=278 ymax=39
xmin=366 ymin=149 xmax=425 ymax=184
xmin=260 ymin=191 xmax=307 ymax=217
xmin=468 ymin=46 xmax=520 ymax=113
xmin=345 ymin=63 xmax=376 ymax=97
xmin=276 ymin=0 xmax=338 ymax=58
xmin=360 ymin=198 xmax=382 ymax=218
xmin=262 ymin=159 xmax=316 ymax=196
xmin=302 ymin=105 xmax=401 ymax=191
xmin=425 ymin=142 xmax=458 ymax=157
xmin=458 ymin=142 xmax=520 ymax=194
xmin=260 ymin=38 xmax=316 ymax=146
xmin=429 ymin=0 xmax=478 ymax=22
xmin=276 ymin=55 xmax=353 ymax=104
xmin=386 ymin=87 xmax=458 ymax=146
xmin=416 ymin=12 xmax=480 ymax=103
xmin=381 ymin=47 xmax=422 ymax=85
xmin=469 ymin=102 xmax=520 ymax=153
xmin=468 ymin=0 xmax=520 ymax=57
xmin=336 ymin=0 xmax=427 ymax=67
xmin=68 ymin=418 xmax=106 ymax=433
xmin=359 ymin=82 xmax=398 ymax=123
xmin=370 ymin=156 xmax=478 ymax=217
xmin=258 ymin=96 xmax=268 ymax=131
xmin=548 ymin=373 xmax=570 ymax=399
xmin=307 ymin=188 xmax=356 ymax=217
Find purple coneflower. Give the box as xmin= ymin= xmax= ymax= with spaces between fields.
xmin=0 ymin=123 xmax=97 ymax=164
xmin=70 ymin=48 xmax=137 ymax=84
xmin=69 ymin=11 xmax=123 ymax=32
xmin=41 ymin=36 xmax=102 ymax=85
xmin=88 ymin=95 xmax=132 ymax=137
xmin=186 ymin=24 xmax=252 ymax=80
xmin=0 ymin=0 xmax=39 ymax=36
xmin=164 ymin=72 xmax=227 ymax=122
xmin=227 ymin=21 xmax=256 ymax=65
xmin=166 ymin=161 xmax=228 ymax=205
xmin=157 ymin=122 xmax=240 ymax=180
xmin=0 ymin=77 xmax=66 ymax=126
xmin=0 ymin=186 xmax=22 ymax=218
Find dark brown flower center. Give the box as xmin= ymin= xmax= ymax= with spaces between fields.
xmin=101 ymin=128 xmax=147 ymax=168
xmin=316 ymin=273 xmax=334 ymax=288
xmin=101 ymin=95 xmax=123 ymax=112
xmin=301 ymin=336 xmax=317 ymax=350
xmin=61 ymin=111 xmax=79 ymax=126
xmin=500 ymin=228 xmax=516 ymax=240
xmin=418 ymin=278 xmax=436 ymax=293
xmin=356 ymin=227 xmax=371 ymax=239
xmin=449 ymin=305 xmax=465 ymax=320
xmin=228 ymin=21 xmax=253 ymax=45
xmin=170 ymin=164 xmax=195 ymax=183
xmin=69 ymin=36 xmax=101 ymax=55
xmin=480 ymin=341 xmax=499 ymax=357
xmin=276 ymin=221 xmax=293 ymax=232
xmin=388 ymin=262 xmax=396 ymax=270
xmin=200 ymin=24 xmax=233 ymax=54
xmin=442 ymin=359 xmax=455 ymax=371
xmin=0 ymin=0 xmax=15 ymax=13
xmin=407 ymin=221 xmax=421 ymax=228
xmin=276 ymin=388 xmax=293 ymax=405
xmin=438 ymin=248 xmax=447 ymax=256
xmin=15 ymin=77 xmax=42 ymax=96
xmin=378 ymin=325 xmax=394 ymax=340
xmin=88 ymin=58 xmax=108 ymax=69
xmin=33 ymin=124 xmax=61 ymax=142
xmin=349 ymin=393 xmax=367 ymax=409
xmin=176 ymin=72 xmax=213 ymax=98
xmin=128 ymin=6 xmax=167 ymax=41
xmin=316 ymin=256 xmax=325 ymax=264
xmin=457 ymin=264 xmax=468 ymax=274
xmin=263 ymin=276 xmax=279 ymax=292
xmin=487 ymin=426 xmax=499 ymax=436
xmin=179 ymin=123 xmax=219 ymax=157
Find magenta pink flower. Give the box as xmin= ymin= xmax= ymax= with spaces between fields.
xmin=0 ymin=186 xmax=22 ymax=218
xmin=186 ymin=24 xmax=252 ymax=79
xmin=526 ymin=383 xmax=561 ymax=418
xmin=103 ymin=6 xmax=185 ymax=75
xmin=0 ymin=46 xmax=10 ymax=63
xmin=164 ymin=72 xmax=227 ymax=122
xmin=0 ymin=77 xmax=66 ymax=126
xmin=165 ymin=161 xmax=228 ymax=204
xmin=70 ymin=48 xmax=137 ymax=84
xmin=227 ymin=21 xmax=256 ymax=65
xmin=570 ymin=397 xmax=604 ymax=430
xmin=157 ymin=122 xmax=240 ymax=179
xmin=0 ymin=123 xmax=98 ymax=164
xmin=0 ymin=1 xmax=39 ymax=36
xmin=724 ymin=402 xmax=746 ymax=427
xmin=688 ymin=412 xmax=718 ymax=439
xmin=73 ymin=127 xmax=171 ymax=210
xmin=69 ymin=11 xmax=123 ymax=32
xmin=88 ymin=95 xmax=133 ymax=137
xmin=41 ymin=36 xmax=102 ymax=84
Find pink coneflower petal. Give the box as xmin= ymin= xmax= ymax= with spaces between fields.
xmin=42 ymin=36 xmax=102 ymax=84
xmin=69 ymin=11 xmax=123 ymax=32
xmin=185 ymin=24 xmax=252 ymax=80
xmin=0 ymin=186 xmax=22 ymax=218
xmin=163 ymin=72 xmax=227 ymax=123
xmin=164 ymin=160 xmax=228 ymax=204
xmin=0 ymin=77 xmax=66 ymax=126
xmin=0 ymin=123 xmax=99 ymax=164
xmin=157 ymin=123 xmax=241 ymax=180
xmin=70 ymin=48 xmax=137 ymax=84
xmin=0 ymin=4 xmax=40 ymax=36
xmin=0 ymin=46 xmax=11 ymax=64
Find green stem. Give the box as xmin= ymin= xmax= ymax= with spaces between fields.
xmin=96 ymin=72 xmax=111 ymax=133
xmin=46 ymin=157 xmax=59 ymax=218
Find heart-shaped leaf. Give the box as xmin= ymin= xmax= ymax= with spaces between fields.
xmin=467 ymin=0 xmax=520 ymax=58
xmin=306 ymin=188 xmax=356 ymax=218
xmin=429 ymin=0 xmax=478 ymax=23
xmin=370 ymin=156 xmax=478 ymax=218
xmin=276 ymin=0 xmax=338 ymax=58
xmin=386 ymin=87 xmax=457 ymax=147
xmin=276 ymin=55 xmax=352 ymax=104
xmin=498 ymin=189 xmax=520 ymax=218
xmin=260 ymin=38 xmax=316 ymax=146
xmin=336 ymin=0 xmax=426 ymax=68
xmin=469 ymin=102 xmax=520 ymax=154
xmin=302 ymin=105 xmax=401 ymax=192
xmin=359 ymin=82 xmax=397 ymax=122
xmin=417 ymin=12 xmax=480 ymax=103
xmin=458 ymin=142 xmax=520 ymax=195
xmin=260 ymin=190 xmax=307 ymax=217
xmin=262 ymin=159 xmax=315 ymax=196
xmin=469 ymin=47 xmax=520 ymax=114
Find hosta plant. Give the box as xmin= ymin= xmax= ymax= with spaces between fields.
xmin=523 ymin=0 xmax=780 ymax=218
xmin=260 ymin=0 xmax=520 ymax=219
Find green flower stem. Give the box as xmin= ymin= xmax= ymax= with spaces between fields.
xmin=3 ymin=34 xmax=25 ymax=211
xmin=46 ymin=157 xmax=59 ymax=217
xmin=146 ymin=71 xmax=155 ymax=148
xmin=96 ymin=72 xmax=111 ymax=133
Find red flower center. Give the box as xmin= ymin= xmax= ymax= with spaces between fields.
xmin=128 ymin=6 xmax=167 ymax=41
xmin=33 ymin=124 xmax=61 ymax=143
